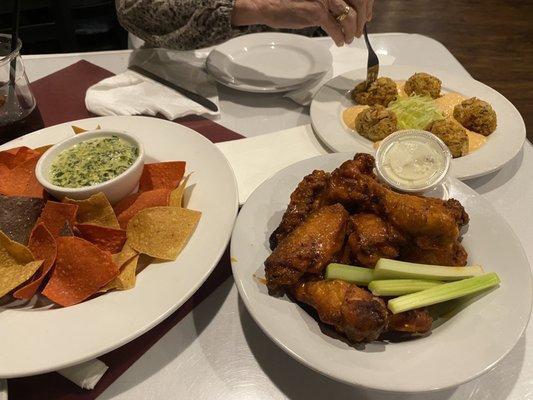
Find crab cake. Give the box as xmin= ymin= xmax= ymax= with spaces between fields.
xmin=352 ymin=77 xmax=398 ymax=107
xmin=404 ymin=72 xmax=442 ymax=98
xmin=453 ymin=97 xmax=497 ymax=135
xmin=355 ymin=105 xmax=398 ymax=141
xmin=426 ymin=117 xmax=469 ymax=158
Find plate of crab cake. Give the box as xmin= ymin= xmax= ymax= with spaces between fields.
xmin=310 ymin=65 xmax=526 ymax=180
xmin=231 ymin=152 xmax=532 ymax=392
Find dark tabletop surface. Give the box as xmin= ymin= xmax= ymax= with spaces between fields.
xmin=372 ymin=0 xmax=533 ymax=141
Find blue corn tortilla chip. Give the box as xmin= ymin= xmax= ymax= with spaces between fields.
xmin=0 ymin=195 xmax=45 ymax=244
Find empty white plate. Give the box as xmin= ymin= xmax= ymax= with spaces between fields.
xmin=206 ymin=33 xmax=332 ymax=93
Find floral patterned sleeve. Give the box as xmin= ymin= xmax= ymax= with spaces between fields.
xmin=116 ymin=0 xmax=322 ymax=50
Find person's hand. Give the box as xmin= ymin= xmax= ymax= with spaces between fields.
xmin=232 ymin=0 xmax=375 ymax=46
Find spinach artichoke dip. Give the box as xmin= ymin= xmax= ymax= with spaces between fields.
xmin=49 ymin=136 xmax=138 ymax=188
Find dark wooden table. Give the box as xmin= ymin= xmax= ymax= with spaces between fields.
xmin=372 ymin=0 xmax=533 ymax=141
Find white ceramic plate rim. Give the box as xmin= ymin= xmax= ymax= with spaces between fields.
xmin=231 ymin=152 xmax=532 ymax=392
xmin=206 ymin=32 xmax=332 ymax=93
xmin=310 ymin=65 xmax=526 ymax=180
xmin=0 ymin=116 xmax=238 ymax=378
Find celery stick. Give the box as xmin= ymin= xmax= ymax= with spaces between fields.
xmin=374 ymin=258 xmax=484 ymax=281
xmin=368 ymin=279 xmax=443 ymax=296
xmin=325 ymin=263 xmax=374 ymax=285
xmin=388 ymin=272 xmax=500 ymax=314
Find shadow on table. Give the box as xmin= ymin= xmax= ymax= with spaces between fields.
xmin=98 ymin=278 xmax=233 ymax=400
xmin=465 ymin=147 xmax=524 ymax=194
xmin=238 ymin=297 xmax=526 ymax=400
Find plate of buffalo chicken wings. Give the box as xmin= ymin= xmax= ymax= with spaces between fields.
xmin=231 ymin=152 xmax=532 ymax=392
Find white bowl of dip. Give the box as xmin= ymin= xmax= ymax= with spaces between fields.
xmin=36 ymin=129 xmax=145 ymax=204
xmin=375 ymin=129 xmax=451 ymax=193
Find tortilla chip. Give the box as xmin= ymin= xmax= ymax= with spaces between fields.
xmin=100 ymin=253 xmax=139 ymax=292
xmin=169 ymin=174 xmax=191 ymax=207
xmin=0 ymin=156 xmax=44 ymax=198
xmin=34 ymin=144 xmax=53 ymax=154
xmin=12 ymin=147 xmax=41 ymax=166
xmin=127 ymin=206 xmax=201 ymax=260
xmin=0 ymin=164 xmax=9 ymax=179
xmin=138 ymin=161 xmax=186 ymax=191
xmin=13 ymin=223 xmax=57 ymax=299
xmin=115 ymin=189 xmax=171 ymax=229
xmin=0 ymin=231 xmax=42 ymax=297
xmin=42 ymin=237 xmax=119 ymax=306
xmin=38 ymin=201 xmax=79 ymax=237
xmin=113 ymin=241 xmax=138 ymax=266
xmin=71 ymin=125 xmax=87 ymax=134
xmin=64 ymin=192 xmax=120 ymax=229
xmin=72 ymin=125 xmax=100 ymax=134
xmin=0 ymin=147 xmax=21 ymax=168
xmin=0 ymin=147 xmax=39 ymax=169
xmin=76 ymin=223 xmax=126 ymax=253
xmin=0 ymin=195 xmax=45 ymax=244
xmin=59 ymin=221 xmax=75 ymax=236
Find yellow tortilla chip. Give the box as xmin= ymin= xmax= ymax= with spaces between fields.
xmin=64 ymin=193 xmax=120 ymax=229
xmin=169 ymin=174 xmax=191 ymax=207
xmin=112 ymin=241 xmax=138 ymax=267
xmin=127 ymin=206 xmax=201 ymax=260
xmin=34 ymin=144 xmax=53 ymax=154
xmin=0 ymin=231 xmax=43 ymax=297
xmin=71 ymin=125 xmax=87 ymax=134
xmin=101 ymin=254 xmax=139 ymax=292
xmin=71 ymin=125 xmax=101 ymax=134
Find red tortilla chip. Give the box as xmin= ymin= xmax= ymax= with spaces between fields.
xmin=0 ymin=146 xmax=37 ymax=169
xmin=138 ymin=162 xmax=185 ymax=191
xmin=0 ymin=147 xmax=21 ymax=168
xmin=38 ymin=201 xmax=79 ymax=237
xmin=0 ymin=155 xmax=45 ymax=198
xmin=114 ymin=189 xmax=171 ymax=229
xmin=0 ymin=164 xmax=10 ymax=183
xmin=11 ymin=147 xmax=41 ymax=167
xmin=76 ymin=223 xmax=126 ymax=253
xmin=42 ymin=237 xmax=119 ymax=306
xmin=13 ymin=223 xmax=57 ymax=299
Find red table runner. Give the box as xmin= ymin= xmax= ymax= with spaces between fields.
xmin=7 ymin=60 xmax=243 ymax=400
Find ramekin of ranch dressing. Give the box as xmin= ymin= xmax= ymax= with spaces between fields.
xmin=375 ymin=130 xmax=451 ymax=193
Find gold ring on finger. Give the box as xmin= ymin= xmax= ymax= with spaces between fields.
xmin=336 ymin=5 xmax=352 ymax=23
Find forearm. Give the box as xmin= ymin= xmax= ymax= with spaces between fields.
xmin=116 ymin=0 xmax=240 ymax=50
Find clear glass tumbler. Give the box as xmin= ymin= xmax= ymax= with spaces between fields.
xmin=0 ymin=33 xmax=36 ymax=130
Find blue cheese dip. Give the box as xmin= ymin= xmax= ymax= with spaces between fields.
xmin=375 ymin=130 xmax=451 ymax=192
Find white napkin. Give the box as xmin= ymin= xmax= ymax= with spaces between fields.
xmin=86 ymin=48 xmax=219 ymax=120
xmin=216 ymin=124 xmax=328 ymax=204
xmin=57 ymin=359 xmax=109 ymax=390
xmin=285 ymin=44 xmax=395 ymax=105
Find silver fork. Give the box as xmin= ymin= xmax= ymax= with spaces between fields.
xmin=363 ymin=24 xmax=379 ymax=89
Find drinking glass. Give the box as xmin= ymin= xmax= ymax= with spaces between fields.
xmin=0 ymin=33 xmax=37 ymax=136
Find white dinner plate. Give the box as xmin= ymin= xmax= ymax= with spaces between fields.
xmin=310 ymin=65 xmax=526 ymax=180
xmin=231 ymin=152 xmax=532 ymax=392
xmin=0 ymin=116 xmax=238 ymax=378
xmin=206 ymin=33 xmax=332 ymax=93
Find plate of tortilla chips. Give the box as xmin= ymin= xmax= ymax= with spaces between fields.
xmin=0 ymin=116 xmax=238 ymax=377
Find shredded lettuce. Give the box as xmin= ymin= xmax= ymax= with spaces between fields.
xmin=388 ymin=95 xmax=444 ymax=130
